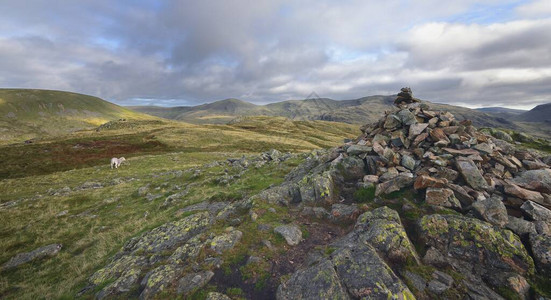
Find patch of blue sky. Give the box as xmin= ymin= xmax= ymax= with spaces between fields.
xmin=445 ymin=1 xmax=529 ymax=24
xmin=92 ymin=37 xmax=121 ymax=51
xmin=326 ymin=46 xmax=378 ymax=63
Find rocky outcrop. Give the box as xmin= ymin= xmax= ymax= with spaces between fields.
xmin=278 ymin=207 xmax=414 ymax=300
xmin=1 ymin=244 xmax=62 ymax=271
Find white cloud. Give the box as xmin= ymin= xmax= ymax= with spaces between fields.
xmin=516 ymin=0 xmax=551 ymax=18
xmin=0 ymin=0 xmax=550 ymax=109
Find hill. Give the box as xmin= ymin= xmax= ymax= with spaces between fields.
xmin=514 ymin=103 xmax=551 ymax=122
xmin=2 ymin=99 xmax=550 ymax=299
xmin=0 ymin=89 xmax=157 ymax=144
xmin=130 ymin=95 xmax=530 ymax=132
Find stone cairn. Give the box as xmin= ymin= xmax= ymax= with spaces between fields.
xmin=350 ymin=88 xmax=551 ymax=232
xmin=394 ymin=87 xmax=420 ymax=106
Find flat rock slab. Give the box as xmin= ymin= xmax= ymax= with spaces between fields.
xmin=274 ymin=224 xmax=303 ymax=246
xmin=1 ymin=243 xmax=62 ymax=270
xmin=456 ymin=158 xmax=489 ymax=190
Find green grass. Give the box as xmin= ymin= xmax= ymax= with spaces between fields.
xmin=0 ymin=111 xmax=358 ymax=299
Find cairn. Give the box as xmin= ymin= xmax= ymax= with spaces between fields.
xmin=393 ymin=87 xmax=420 ymax=106
xmin=352 ymin=88 xmax=550 ymax=226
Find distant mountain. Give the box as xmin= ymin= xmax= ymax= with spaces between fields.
xmin=0 ymin=89 xmax=157 ymax=144
xmin=514 ymin=103 xmax=551 ymax=123
xmin=475 ymin=107 xmax=526 ymax=119
xmin=130 ymin=95 xmax=522 ymax=130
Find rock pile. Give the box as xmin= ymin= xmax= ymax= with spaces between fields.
xmin=394 ymin=87 xmax=420 ymax=106
xmin=355 ymin=94 xmax=551 ymax=218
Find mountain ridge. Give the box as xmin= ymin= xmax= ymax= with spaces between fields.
xmin=129 ymin=95 xmax=551 ymax=139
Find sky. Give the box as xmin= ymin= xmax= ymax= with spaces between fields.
xmin=0 ymin=0 xmax=550 ymax=109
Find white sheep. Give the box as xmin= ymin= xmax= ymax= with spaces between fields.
xmin=110 ymin=157 xmax=126 ymax=169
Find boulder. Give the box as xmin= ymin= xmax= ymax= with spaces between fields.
xmin=274 ymin=225 xmax=303 ymax=246
xmin=276 ymin=260 xmax=348 ymax=300
xmin=401 ymin=154 xmax=416 ymax=170
xmin=355 ymin=207 xmax=420 ymax=264
xmin=470 ymin=195 xmax=508 ymax=227
xmin=417 ymin=214 xmax=534 ymax=278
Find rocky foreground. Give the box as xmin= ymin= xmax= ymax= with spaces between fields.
xmin=5 ymin=92 xmax=550 ymax=299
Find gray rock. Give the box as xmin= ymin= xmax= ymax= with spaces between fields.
xmin=404 ymin=271 xmax=427 ymax=292
xmin=409 ymin=123 xmax=429 ymax=137
xmin=257 ymin=183 xmax=301 ymax=206
xmin=506 ymin=216 xmax=537 ymax=237
xmin=470 ymin=195 xmax=508 ymax=227
xmin=397 ymin=109 xmax=417 ymax=126
xmin=329 ymin=204 xmax=359 ymax=224
xmin=140 ymin=264 xmax=183 ymax=299
xmin=401 ymin=154 xmax=416 ymax=170
xmin=512 ymin=169 xmax=551 ymax=194
xmin=493 ymin=130 xmax=514 ymax=143
xmin=346 ymin=145 xmax=372 ymax=156
xmin=337 ymin=156 xmax=365 ymax=181
xmin=1 ymin=243 xmax=62 ymax=270
xmin=375 ymin=172 xmax=414 ymax=196
xmin=176 ymin=271 xmax=214 ymax=296
xmin=210 ymin=230 xmax=243 ymax=254
xmin=529 ymin=234 xmax=551 ymax=276
xmin=355 ymin=207 xmax=419 ymax=264
xmin=417 ymin=214 xmax=534 ymax=278
xmin=428 ymin=280 xmax=449 ymax=294
xmin=521 ymin=201 xmax=551 ymax=228
xmin=276 ymin=260 xmax=348 ymax=300
xmin=301 ymin=206 xmax=330 ymax=219
xmin=274 ymin=224 xmax=303 ymax=246
xmin=456 ymin=158 xmax=489 ymax=190
xmin=425 ymin=188 xmax=462 ymax=210
xmin=299 ymin=172 xmax=336 ymax=205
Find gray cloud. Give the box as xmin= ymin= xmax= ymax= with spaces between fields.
xmin=0 ymin=0 xmax=549 ymax=108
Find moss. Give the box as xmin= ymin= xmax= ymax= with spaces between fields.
xmin=353 ymin=186 xmax=376 ymax=203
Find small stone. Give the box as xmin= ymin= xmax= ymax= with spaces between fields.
xmin=210 ymin=230 xmax=243 ymax=254
xmin=414 ymin=175 xmax=448 ymax=190
xmin=401 ymin=155 xmax=416 ymax=171
xmin=363 ymin=175 xmax=379 ymax=183
xmin=346 ymin=145 xmax=373 ymax=156
xmin=425 ymin=188 xmax=461 ymax=210
xmin=409 ymin=123 xmax=429 ymax=137
xmin=504 ymin=184 xmax=544 ymax=203
xmin=274 ymin=225 xmax=303 ymax=246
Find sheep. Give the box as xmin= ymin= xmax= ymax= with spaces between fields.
xmin=110 ymin=157 xmax=126 ymax=169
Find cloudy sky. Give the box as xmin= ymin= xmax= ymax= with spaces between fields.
xmin=1 ymin=0 xmax=550 ymax=109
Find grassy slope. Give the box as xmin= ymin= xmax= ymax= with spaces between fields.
xmin=0 ymin=89 xmax=157 ymax=144
xmin=0 ymin=113 xmax=359 ymax=299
